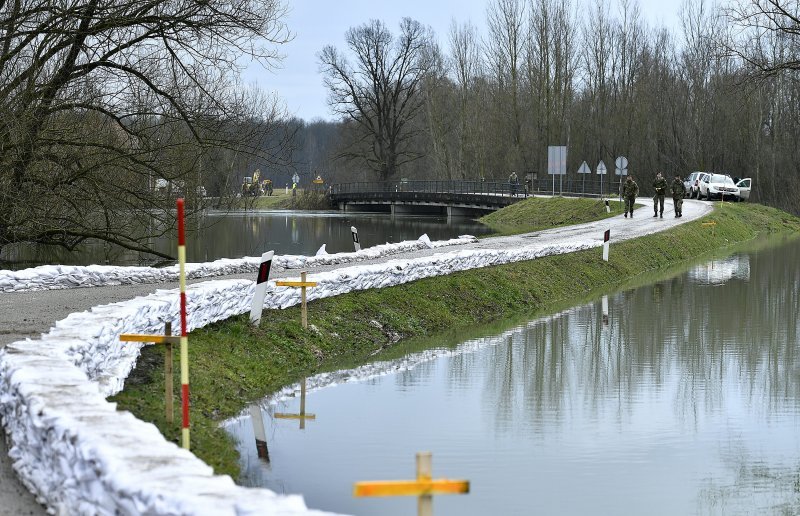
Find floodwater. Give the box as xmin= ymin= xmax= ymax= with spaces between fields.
xmin=0 ymin=210 xmax=492 ymax=268
xmin=227 ymin=235 xmax=800 ymax=515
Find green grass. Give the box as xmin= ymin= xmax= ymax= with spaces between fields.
xmin=479 ymin=196 xmax=626 ymax=235
xmin=111 ymin=202 xmax=800 ymax=479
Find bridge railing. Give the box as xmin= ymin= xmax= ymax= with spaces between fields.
xmin=330 ymin=179 xmax=623 ymax=198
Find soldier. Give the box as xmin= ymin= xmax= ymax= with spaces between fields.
xmin=509 ymin=171 xmax=519 ymax=196
xmin=671 ymin=174 xmax=686 ymax=218
xmin=652 ymin=172 xmax=667 ymax=218
xmin=622 ymin=175 xmax=639 ymax=218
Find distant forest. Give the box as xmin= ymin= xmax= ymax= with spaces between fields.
xmin=256 ymin=0 xmax=800 ymax=214
xmin=1 ymin=0 xmax=797 ymax=260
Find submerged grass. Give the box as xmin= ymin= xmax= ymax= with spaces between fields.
xmin=111 ymin=201 xmax=800 ymax=478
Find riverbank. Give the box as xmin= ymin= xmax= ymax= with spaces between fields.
xmin=112 ymin=202 xmax=800 ymax=479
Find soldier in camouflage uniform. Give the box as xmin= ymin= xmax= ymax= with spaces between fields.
xmin=652 ymin=172 xmax=668 ymax=218
xmin=671 ymin=174 xmax=686 ymax=218
xmin=622 ymin=175 xmax=639 ymax=218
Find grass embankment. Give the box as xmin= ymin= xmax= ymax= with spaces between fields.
xmin=234 ymin=190 xmax=330 ymax=210
xmin=111 ymin=202 xmax=800 ymax=478
xmin=480 ymin=196 xmax=625 ymax=235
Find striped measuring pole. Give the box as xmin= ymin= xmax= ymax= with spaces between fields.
xmin=177 ymin=198 xmax=190 ymax=450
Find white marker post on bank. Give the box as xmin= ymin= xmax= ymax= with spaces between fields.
xmin=603 ymin=229 xmax=610 ymax=262
xmin=249 ymin=250 xmax=274 ymax=326
xmin=351 ymin=226 xmax=361 ymax=252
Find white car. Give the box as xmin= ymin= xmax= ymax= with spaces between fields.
xmin=698 ymin=174 xmax=739 ymax=201
xmin=735 ymin=178 xmax=752 ymax=201
xmin=684 ymin=172 xmax=709 ymax=199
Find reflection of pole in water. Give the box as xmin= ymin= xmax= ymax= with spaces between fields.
xmin=274 ymin=378 xmax=316 ymax=430
xmin=249 ymin=404 xmax=270 ymax=462
xmin=602 ymin=295 xmax=609 ymax=326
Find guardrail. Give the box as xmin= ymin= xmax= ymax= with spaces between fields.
xmin=329 ymin=178 xmax=623 ymax=198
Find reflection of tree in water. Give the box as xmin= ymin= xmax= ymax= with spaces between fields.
xmin=476 ymin=238 xmax=800 ymax=440
xmin=697 ymin=443 xmax=800 ymax=515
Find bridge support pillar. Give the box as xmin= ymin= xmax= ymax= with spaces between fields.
xmin=446 ymin=206 xmax=453 ymax=222
xmin=390 ymin=203 xmax=396 ymax=217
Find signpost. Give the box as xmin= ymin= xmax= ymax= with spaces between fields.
xmin=249 ymin=251 xmax=274 ymax=326
xmin=548 ymin=145 xmax=567 ymax=196
xmin=615 ymin=156 xmax=628 ymax=176
xmin=275 ymin=271 xmax=317 ymax=328
xmin=577 ymin=161 xmax=591 ymax=196
xmin=615 ymin=156 xmax=628 ymax=204
xmin=351 ymin=226 xmax=361 ymax=252
xmin=120 ymin=322 xmax=177 ymax=424
xmin=596 ymin=160 xmax=607 ymax=198
xmin=354 ymin=452 xmax=469 ymax=516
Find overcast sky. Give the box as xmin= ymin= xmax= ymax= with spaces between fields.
xmin=243 ymin=0 xmax=686 ymax=122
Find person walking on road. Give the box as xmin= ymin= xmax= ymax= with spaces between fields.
xmin=671 ymin=174 xmax=686 ymax=218
xmin=622 ymin=175 xmax=639 ymax=218
xmin=653 ymin=172 xmax=667 ymax=218
xmin=509 ymin=171 xmax=519 ymax=196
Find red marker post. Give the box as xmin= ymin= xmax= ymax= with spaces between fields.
xmin=177 ymin=198 xmax=190 ymax=450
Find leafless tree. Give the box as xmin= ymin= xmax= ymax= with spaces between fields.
xmin=318 ymin=18 xmax=434 ymax=180
xmin=0 ymin=0 xmax=291 ymax=261
xmin=723 ymin=0 xmax=800 ymax=76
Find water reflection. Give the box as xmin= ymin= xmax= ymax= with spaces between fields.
xmin=688 ymin=254 xmax=751 ymax=285
xmin=227 ymin=237 xmax=800 ymax=515
xmin=1 ymin=211 xmax=492 ymax=269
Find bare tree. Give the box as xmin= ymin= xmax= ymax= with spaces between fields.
xmin=319 ymin=18 xmax=433 ymax=180
xmin=0 ymin=0 xmax=291 ymax=261
xmin=486 ymin=0 xmax=527 ymax=167
xmin=449 ymin=19 xmax=483 ymax=179
xmin=724 ymin=0 xmax=800 ymax=76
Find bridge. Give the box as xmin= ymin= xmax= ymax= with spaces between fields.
xmin=329 ymin=178 xmax=623 ymax=217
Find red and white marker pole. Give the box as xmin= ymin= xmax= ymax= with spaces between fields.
xmin=602 ymin=229 xmax=610 ymax=262
xmin=351 ymin=226 xmax=361 ymax=252
xmin=250 ymin=250 xmax=274 ymax=326
xmin=177 ymin=198 xmax=190 ymax=450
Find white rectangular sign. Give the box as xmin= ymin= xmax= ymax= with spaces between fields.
xmin=548 ymin=146 xmax=567 ymax=175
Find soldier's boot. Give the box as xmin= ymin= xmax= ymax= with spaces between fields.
xmin=660 ymin=211 xmax=663 ymax=218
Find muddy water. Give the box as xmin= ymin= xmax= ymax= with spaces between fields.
xmin=228 ymin=236 xmax=800 ymax=515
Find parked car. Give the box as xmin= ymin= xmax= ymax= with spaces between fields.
xmin=684 ymin=172 xmax=709 ymax=199
xmin=699 ymin=173 xmax=740 ymax=201
xmin=735 ymin=177 xmax=752 ymax=201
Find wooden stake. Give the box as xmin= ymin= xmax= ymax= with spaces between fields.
xmin=275 ymin=274 xmax=317 ymax=329
xmin=301 ymin=271 xmax=308 ymax=328
xmin=417 ymin=452 xmax=433 ymax=516
xmin=165 ymin=322 xmax=173 ymax=425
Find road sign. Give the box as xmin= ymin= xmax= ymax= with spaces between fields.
xmin=596 ymin=160 xmax=607 ymax=175
xmin=615 ymin=156 xmax=628 ymax=176
xmin=547 ymin=146 xmax=567 ymax=175
xmin=577 ymin=161 xmax=591 ymax=174
xmin=292 ymin=173 xmax=300 ymax=184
